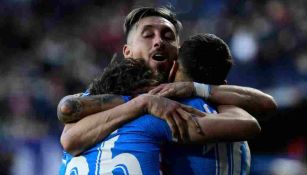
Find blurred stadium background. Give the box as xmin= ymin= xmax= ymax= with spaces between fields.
xmin=0 ymin=0 xmax=306 ymax=174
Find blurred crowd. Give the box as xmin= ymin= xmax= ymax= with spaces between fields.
xmin=0 ymin=0 xmax=306 ymax=174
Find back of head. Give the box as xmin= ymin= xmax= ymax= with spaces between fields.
xmin=89 ymin=58 xmax=158 ymax=95
xmin=123 ymin=6 xmax=182 ymax=42
xmin=178 ymin=33 xmax=233 ymax=85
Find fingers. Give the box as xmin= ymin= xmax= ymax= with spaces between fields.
xmin=149 ymin=84 xmax=174 ymax=97
xmin=148 ymin=84 xmax=165 ymax=95
xmin=172 ymin=111 xmax=188 ymax=142
xmin=190 ymin=117 xmax=204 ymax=136
xmin=177 ymin=108 xmax=204 ymax=135
xmin=181 ymin=105 xmax=207 ymax=117
xmin=164 ymin=116 xmax=179 ymax=142
xmin=156 ymin=88 xmax=175 ymax=97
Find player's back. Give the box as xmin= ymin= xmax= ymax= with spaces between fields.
xmin=162 ymin=97 xmax=251 ymax=175
xmin=60 ymin=101 xmax=172 ymax=175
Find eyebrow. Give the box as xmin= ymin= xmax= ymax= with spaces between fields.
xmin=140 ymin=25 xmax=154 ymax=32
xmin=140 ymin=24 xmax=175 ymax=35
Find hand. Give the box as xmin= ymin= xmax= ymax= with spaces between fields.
xmin=139 ymin=94 xmax=205 ymax=142
xmin=148 ymin=82 xmax=195 ymax=98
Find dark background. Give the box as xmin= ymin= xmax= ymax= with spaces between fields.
xmin=0 ymin=0 xmax=306 ymax=174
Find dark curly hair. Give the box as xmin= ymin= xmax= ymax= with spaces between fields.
xmin=89 ymin=58 xmax=159 ymax=95
xmin=178 ymin=33 xmax=233 ymax=85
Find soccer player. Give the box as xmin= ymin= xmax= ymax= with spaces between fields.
xmin=155 ymin=33 xmax=257 ymax=174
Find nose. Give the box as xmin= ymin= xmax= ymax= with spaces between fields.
xmin=153 ymin=36 xmax=164 ymax=48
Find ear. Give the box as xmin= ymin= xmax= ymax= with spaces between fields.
xmin=123 ymin=44 xmax=132 ymax=58
xmin=168 ymin=61 xmax=179 ymax=82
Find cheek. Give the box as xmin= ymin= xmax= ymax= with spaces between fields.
xmin=131 ymin=41 xmax=151 ymax=58
xmin=134 ymin=37 xmax=152 ymax=49
xmin=130 ymin=45 xmax=145 ymax=59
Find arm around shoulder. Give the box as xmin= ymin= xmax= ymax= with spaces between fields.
xmin=208 ymin=85 xmax=277 ymax=118
xmin=59 ymin=95 xmax=148 ymax=156
xmin=186 ymin=105 xmax=261 ymax=144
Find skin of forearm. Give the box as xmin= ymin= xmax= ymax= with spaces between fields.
xmin=61 ymin=96 xmax=147 ymax=156
xmin=184 ymin=105 xmax=261 ymax=144
xmin=57 ymin=94 xmax=124 ymax=123
xmin=208 ymin=85 xmax=277 ymax=117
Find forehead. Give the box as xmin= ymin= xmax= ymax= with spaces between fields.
xmin=135 ymin=16 xmax=176 ymax=33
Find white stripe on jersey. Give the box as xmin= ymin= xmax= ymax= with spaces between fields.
xmin=228 ymin=143 xmax=234 ymax=175
xmin=203 ymin=103 xmax=211 ymax=113
xmin=95 ymin=141 xmax=105 ymax=175
xmin=217 ymin=143 xmax=229 ymax=175
xmin=232 ymin=142 xmax=242 ymax=175
xmin=203 ymin=100 xmax=250 ymax=175
xmin=244 ymin=141 xmax=251 ymax=175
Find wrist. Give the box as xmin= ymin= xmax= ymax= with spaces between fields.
xmin=133 ymin=94 xmax=149 ymax=114
xmin=193 ymin=82 xmax=211 ymax=99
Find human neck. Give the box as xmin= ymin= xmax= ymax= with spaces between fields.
xmin=174 ymin=71 xmax=193 ymax=82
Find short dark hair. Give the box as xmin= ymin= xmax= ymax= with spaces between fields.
xmin=178 ymin=33 xmax=233 ymax=85
xmin=124 ymin=6 xmax=182 ymax=42
xmin=89 ymin=58 xmax=159 ymax=95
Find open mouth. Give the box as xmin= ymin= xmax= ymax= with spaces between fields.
xmin=152 ymin=53 xmax=167 ymax=61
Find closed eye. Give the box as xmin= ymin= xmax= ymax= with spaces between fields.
xmin=142 ymin=30 xmax=154 ymax=38
xmin=163 ymin=31 xmax=175 ymax=41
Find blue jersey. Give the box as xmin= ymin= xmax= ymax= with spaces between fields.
xmin=59 ymin=96 xmax=250 ymax=175
xmin=60 ymin=96 xmax=172 ymax=175
xmin=163 ymin=97 xmax=251 ymax=175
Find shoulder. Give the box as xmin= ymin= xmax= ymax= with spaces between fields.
xmin=119 ymin=114 xmax=172 ymax=142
